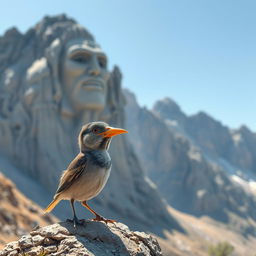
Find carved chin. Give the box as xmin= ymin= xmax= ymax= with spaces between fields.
xmin=72 ymin=91 xmax=106 ymax=111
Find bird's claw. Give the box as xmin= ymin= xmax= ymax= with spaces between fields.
xmin=91 ymin=215 xmax=116 ymax=224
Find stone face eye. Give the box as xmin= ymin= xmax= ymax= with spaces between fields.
xmin=98 ymin=56 xmax=107 ymax=68
xmin=71 ymin=53 xmax=89 ymax=64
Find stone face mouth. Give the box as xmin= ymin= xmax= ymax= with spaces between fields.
xmin=81 ymin=79 xmax=104 ymax=91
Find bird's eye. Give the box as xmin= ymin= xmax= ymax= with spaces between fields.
xmin=92 ymin=128 xmax=99 ymax=134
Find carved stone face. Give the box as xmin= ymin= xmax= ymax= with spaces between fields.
xmin=60 ymin=38 xmax=109 ymax=112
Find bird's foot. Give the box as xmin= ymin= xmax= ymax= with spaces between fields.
xmin=66 ymin=217 xmax=84 ymax=228
xmin=91 ymin=215 xmax=116 ymax=224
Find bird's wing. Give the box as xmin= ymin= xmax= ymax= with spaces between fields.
xmin=55 ymin=153 xmax=87 ymax=196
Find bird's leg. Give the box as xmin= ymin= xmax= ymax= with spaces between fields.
xmin=67 ymin=199 xmax=83 ymax=228
xmin=81 ymin=201 xmax=116 ymax=224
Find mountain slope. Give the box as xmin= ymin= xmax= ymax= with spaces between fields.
xmin=0 ymin=172 xmax=56 ymax=248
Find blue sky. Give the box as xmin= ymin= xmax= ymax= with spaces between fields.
xmin=1 ymin=0 xmax=255 ymax=130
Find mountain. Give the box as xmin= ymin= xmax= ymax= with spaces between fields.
xmin=154 ymin=96 xmax=256 ymax=175
xmin=124 ymin=89 xmax=256 ymax=234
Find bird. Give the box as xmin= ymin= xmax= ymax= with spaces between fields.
xmin=44 ymin=121 xmax=128 ymax=227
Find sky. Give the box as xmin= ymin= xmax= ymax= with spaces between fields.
xmin=1 ymin=0 xmax=255 ymax=130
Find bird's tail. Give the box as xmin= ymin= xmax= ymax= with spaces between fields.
xmin=44 ymin=197 xmax=61 ymax=213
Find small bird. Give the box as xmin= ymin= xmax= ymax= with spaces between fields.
xmin=45 ymin=121 xmax=128 ymax=226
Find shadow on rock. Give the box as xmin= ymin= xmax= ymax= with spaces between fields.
xmin=60 ymin=220 xmax=131 ymax=255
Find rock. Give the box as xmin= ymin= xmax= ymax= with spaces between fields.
xmin=18 ymin=235 xmax=33 ymax=249
xmin=7 ymin=250 xmax=18 ymax=256
xmin=44 ymin=245 xmax=58 ymax=253
xmin=0 ymin=221 xmax=162 ymax=256
xmin=31 ymin=235 xmax=44 ymax=246
xmin=23 ymin=246 xmax=44 ymax=256
xmin=43 ymin=238 xmax=56 ymax=246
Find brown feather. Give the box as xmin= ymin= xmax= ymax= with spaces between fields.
xmin=55 ymin=152 xmax=87 ymax=196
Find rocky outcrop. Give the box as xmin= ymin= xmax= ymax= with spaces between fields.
xmin=0 ymin=221 xmax=162 ymax=256
xmin=0 ymin=172 xmax=56 ymax=248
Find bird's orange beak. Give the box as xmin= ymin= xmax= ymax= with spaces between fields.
xmin=99 ymin=127 xmax=128 ymax=138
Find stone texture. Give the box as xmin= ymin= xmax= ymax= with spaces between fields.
xmin=18 ymin=235 xmax=33 ymax=249
xmin=0 ymin=221 xmax=162 ymax=256
xmin=31 ymin=235 xmax=44 ymax=246
xmin=0 ymin=14 xmax=178 ymax=235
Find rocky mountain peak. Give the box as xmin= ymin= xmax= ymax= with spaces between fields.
xmin=35 ymin=14 xmax=76 ymax=29
xmin=153 ymin=97 xmax=186 ymax=125
xmin=154 ymin=97 xmax=182 ymax=114
xmin=239 ymin=125 xmax=256 ymax=138
xmin=1 ymin=27 xmax=21 ymax=38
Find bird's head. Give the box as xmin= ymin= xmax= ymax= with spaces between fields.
xmin=78 ymin=121 xmax=128 ymax=152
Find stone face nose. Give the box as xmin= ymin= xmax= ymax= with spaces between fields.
xmin=89 ymin=56 xmax=101 ymax=76
xmin=89 ymin=69 xmax=101 ymax=76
